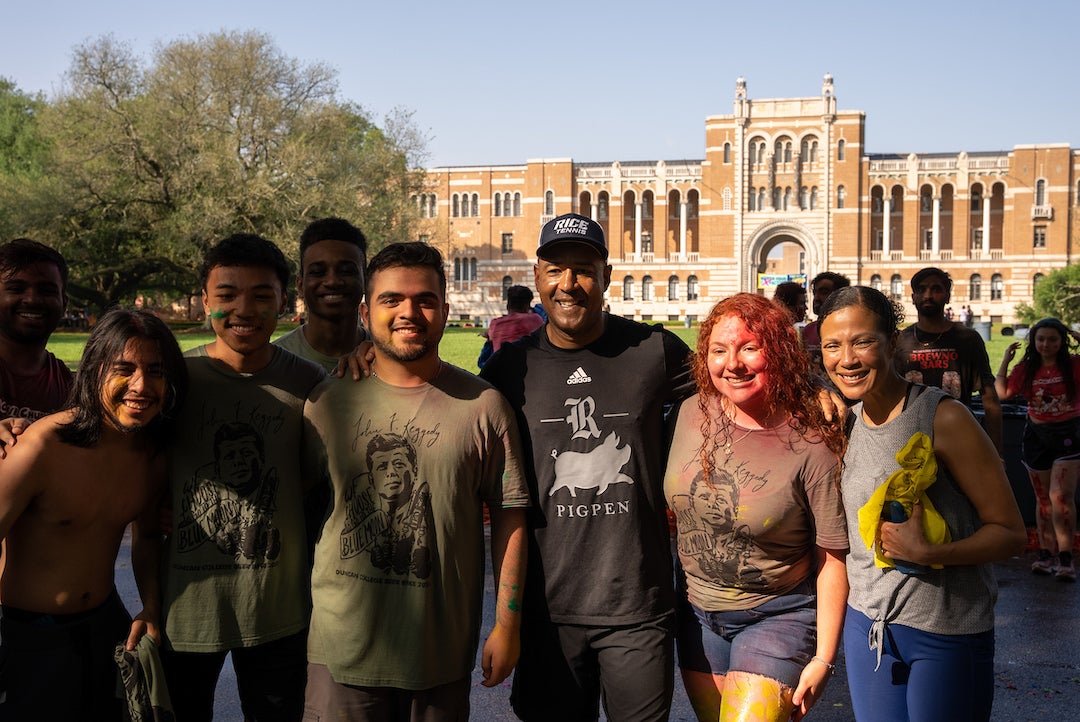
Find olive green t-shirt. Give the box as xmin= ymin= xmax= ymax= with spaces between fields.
xmin=303 ymin=364 xmax=529 ymax=689
xmin=162 ymin=346 xmax=325 ymax=652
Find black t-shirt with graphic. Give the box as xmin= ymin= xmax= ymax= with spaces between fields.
xmin=896 ymin=324 xmax=994 ymax=407
xmin=481 ymin=315 xmax=692 ymax=625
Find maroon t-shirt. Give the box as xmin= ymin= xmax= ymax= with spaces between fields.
xmin=0 ymin=352 xmax=73 ymax=422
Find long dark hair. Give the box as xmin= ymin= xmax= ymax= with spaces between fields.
xmin=57 ymin=308 xmax=188 ymax=450
xmin=1018 ymin=317 xmax=1076 ymax=402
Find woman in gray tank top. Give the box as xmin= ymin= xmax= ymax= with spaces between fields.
xmin=818 ymin=286 xmax=1026 ymax=722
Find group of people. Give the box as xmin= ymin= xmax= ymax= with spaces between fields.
xmin=0 ymin=212 xmax=1070 ymax=721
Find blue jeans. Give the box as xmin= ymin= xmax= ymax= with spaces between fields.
xmin=676 ymin=582 xmax=816 ymax=687
xmin=844 ymin=607 xmax=994 ymax=722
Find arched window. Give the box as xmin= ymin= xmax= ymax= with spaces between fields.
xmin=470 ymin=258 xmax=477 ymax=280
xmin=1033 ymin=273 xmax=1045 ymax=289
xmin=773 ymin=187 xmax=782 ymax=210
xmin=757 ymin=188 xmax=766 ymax=210
xmin=810 ymin=187 xmax=818 ymax=211
xmin=748 ymin=187 xmax=756 ymax=211
xmin=471 ymin=193 xmax=479 ymax=217
xmin=722 ymin=188 xmax=732 ymax=211
xmin=687 ymin=275 xmax=699 ymax=301
xmin=809 ymin=140 xmax=818 ymax=163
xmin=513 ymin=192 xmax=521 ymax=216
xmin=687 ymin=190 xmax=699 ymax=218
xmin=969 ymin=274 xmax=982 ymax=301
xmin=990 ymin=273 xmax=1004 ymax=301
xmin=452 ymin=194 xmax=460 ymax=218
xmin=597 ymin=193 xmax=609 ymax=220
xmin=453 ymin=258 xmax=461 ymax=280
xmin=800 ymin=186 xmax=809 ymax=210
xmin=428 ymin=194 xmax=437 ymax=218
xmin=870 ymin=274 xmax=882 ymax=291
xmin=622 ymin=275 xmax=634 ymax=301
xmin=493 ymin=193 xmax=502 ymax=217
xmin=641 ymin=276 xmax=654 ymax=302
xmin=800 ymin=138 xmax=809 ymax=159
xmin=502 ymin=276 xmax=513 ymax=300
xmin=545 ymin=190 xmax=554 ymax=216
xmin=784 ymin=141 xmax=792 ymax=163
xmin=1035 ymin=179 xmax=1047 ymax=206
xmin=723 ymin=142 xmax=731 ymax=163
xmin=757 ymin=142 xmax=766 ymax=164
xmin=890 ymin=274 xmax=903 ymax=300
xmin=783 ymin=187 xmax=791 ymax=210
xmin=837 ymin=186 xmax=846 ymax=209
xmin=668 ymin=275 xmax=679 ymax=301
xmin=837 ymin=139 xmax=846 ymax=161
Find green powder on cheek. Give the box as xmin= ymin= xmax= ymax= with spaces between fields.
xmin=208 ymin=309 xmax=226 ymax=319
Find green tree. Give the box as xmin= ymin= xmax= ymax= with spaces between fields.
xmin=1014 ymin=263 xmax=1080 ymax=327
xmin=0 ymin=78 xmax=54 ymax=239
xmin=4 ymin=31 xmax=426 ymax=311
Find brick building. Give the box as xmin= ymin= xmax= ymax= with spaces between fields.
xmin=416 ymin=75 xmax=1076 ymax=325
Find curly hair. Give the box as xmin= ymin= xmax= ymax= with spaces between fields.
xmin=691 ymin=293 xmax=845 ymax=480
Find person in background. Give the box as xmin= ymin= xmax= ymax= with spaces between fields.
xmin=772 ymin=281 xmax=808 ymax=325
xmin=664 ymin=293 xmax=847 ymax=722
xmin=0 ymin=239 xmax=72 ymax=432
xmin=274 ymin=217 xmax=367 ymax=373
xmin=896 ymin=267 xmax=1002 ymax=456
xmin=488 ymin=285 xmax=545 ymax=353
xmin=996 ymin=317 xmax=1080 ymax=581
xmin=802 ymin=272 xmax=850 ymax=376
xmin=820 ymin=286 xmax=1025 ymax=722
xmin=0 ymin=308 xmax=187 ymax=720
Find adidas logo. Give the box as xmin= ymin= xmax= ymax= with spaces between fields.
xmin=566 ymin=367 xmax=592 ymax=385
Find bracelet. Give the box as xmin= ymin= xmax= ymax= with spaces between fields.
xmin=811 ymin=656 xmax=835 ymax=674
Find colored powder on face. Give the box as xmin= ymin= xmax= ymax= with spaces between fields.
xmin=209 ymin=309 xmax=227 ymax=319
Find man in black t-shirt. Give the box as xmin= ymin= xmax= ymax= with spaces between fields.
xmin=482 ymin=214 xmax=692 ymax=721
xmin=896 ymin=267 xmax=1003 ymax=455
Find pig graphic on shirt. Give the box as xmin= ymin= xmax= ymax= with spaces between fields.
xmin=548 ymin=432 xmax=634 ymax=497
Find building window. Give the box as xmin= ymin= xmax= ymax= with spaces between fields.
xmin=773 ymin=187 xmax=782 ymax=210
xmin=493 ymin=193 xmax=502 ymax=217
xmin=837 ymin=139 xmax=846 ymax=161
xmin=971 ymin=188 xmax=982 ymax=212
xmin=513 ymin=192 xmax=521 ymax=216
xmin=545 ymin=190 xmax=554 ymax=216
xmin=990 ymin=273 xmax=1003 ymax=301
xmin=687 ymin=275 xmax=699 ymax=301
xmin=502 ymin=276 xmax=512 ymax=300
xmin=757 ymin=188 xmax=765 ymax=211
xmin=418 ymin=234 xmax=430 ymax=243
xmin=452 ymin=194 xmax=460 ymax=218
xmin=723 ymin=187 xmax=732 ymax=211
xmin=783 ymin=187 xmax=791 ymax=210
xmin=501 ymin=233 xmax=513 ymax=254
xmin=748 ymin=187 xmax=756 ymax=211
xmin=809 ymin=140 xmax=818 ymax=163
xmin=799 ymin=186 xmax=808 ymax=210
xmin=642 ymin=276 xmax=653 ymax=302
xmin=971 ymin=228 xmax=983 ymax=249
xmin=969 ymin=274 xmax=982 ymax=301
xmin=1035 ymin=179 xmax=1047 ymax=206
xmin=837 ymin=186 xmax=846 ymax=209
xmin=668 ymin=275 xmax=679 ymax=301
xmin=870 ymin=274 xmax=882 ymax=291
xmin=1033 ymin=273 xmax=1045 ymax=289
xmin=889 ymin=274 xmax=903 ymax=301
xmin=427 ymin=194 xmax=436 ymax=217
xmin=622 ymin=275 xmax=634 ymax=301
xmin=1033 ymin=226 xmax=1047 ymax=248
xmin=723 ymin=142 xmax=731 ymax=163
xmin=597 ymin=194 xmax=609 ymax=220
xmin=810 ymin=187 xmax=818 ymax=211
xmin=922 ymin=230 xmax=933 ymax=249
xmin=471 ymin=193 xmax=479 ymax=217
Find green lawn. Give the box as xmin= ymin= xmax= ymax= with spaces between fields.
xmin=45 ymin=322 xmax=1014 ymax=375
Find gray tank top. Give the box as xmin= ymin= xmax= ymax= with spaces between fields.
xmin=843 ymin=386 xmax=996 ymax=659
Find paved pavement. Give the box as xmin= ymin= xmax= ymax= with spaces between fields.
xmin=116 ymin=534 xmax=1079 ymax=721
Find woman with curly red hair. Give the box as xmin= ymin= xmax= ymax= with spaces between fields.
xmin=663 ymin=293 xmax=848 ymax=721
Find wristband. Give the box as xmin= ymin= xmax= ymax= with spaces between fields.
xmin=811 ymin=656 xmax=835 ymax=674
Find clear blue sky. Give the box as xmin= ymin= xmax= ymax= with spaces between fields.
xmin=4 ymin=1 xmax=1077 ymax=168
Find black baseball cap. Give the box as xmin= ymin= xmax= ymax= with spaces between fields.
xmin=537 ymin=213 xmax=608 ymax=260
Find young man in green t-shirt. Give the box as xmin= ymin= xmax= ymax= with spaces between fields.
xmin=154 ymin=234 xmax=325 ymax=721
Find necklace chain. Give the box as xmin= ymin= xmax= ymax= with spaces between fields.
xmin=913 ymin=325 xmax=945 ymax=347
xmin=723 ymin=427 xmax=754 ymax=457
